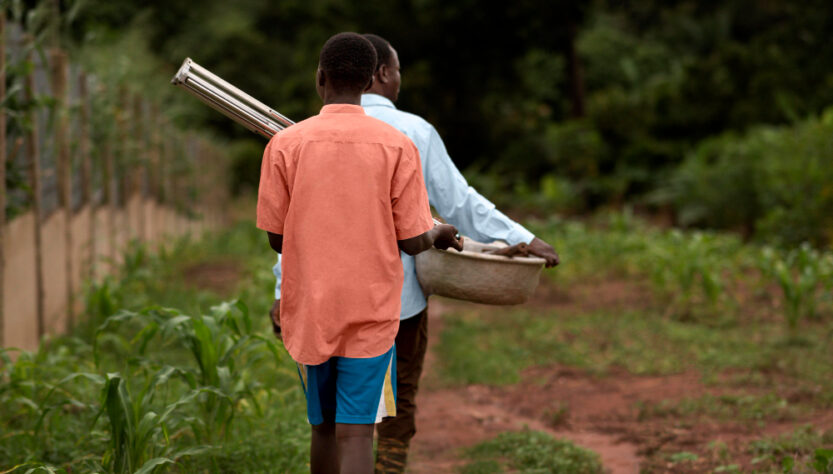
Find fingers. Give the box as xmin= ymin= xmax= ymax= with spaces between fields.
xmin=529 ymin=249 xmax=558 ymax=267
xmin=438 ymin=225 xmax=463 ymax=251
xmin=527 ymin=238 xmax=560 ymax=268
xmin=545 ymin=253 xmax=560 ymax=267
xmin=488 ymin=242 xmax=529 ymax=258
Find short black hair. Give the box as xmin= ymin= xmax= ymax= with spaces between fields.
xmin=319 ymin=32 xmax=377 ymax=93
xmin=363 ymin=34 xmax=393 ymax=71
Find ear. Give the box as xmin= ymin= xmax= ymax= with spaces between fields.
xmin=363 ymin=75 xmax=375 ymax=92
xmin=377 ymin=63 xmax=389 ymax=84
xmin=317 ymin=68 xmax=325 ymax=87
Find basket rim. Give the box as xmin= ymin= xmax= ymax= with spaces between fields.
xmin=421 ymin=247 xmax=546 ymax=266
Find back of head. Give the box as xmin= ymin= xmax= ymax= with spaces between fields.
xmin=362 ymin=34 xmax=393 ymax=71
xmin=319 ymin=32 xmax=377 ymax=94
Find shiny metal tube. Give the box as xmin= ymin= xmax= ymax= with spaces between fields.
xmin=171 ymin=58 xmax=295 ymax=138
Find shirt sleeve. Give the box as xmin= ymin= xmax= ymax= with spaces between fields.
xmin=422 ymin=125 xmax=535 ymax=245
xmin=256 ymin=138 xmax=291 ymax=235
xmin=391 ymin=140 xmax=434 ymax=240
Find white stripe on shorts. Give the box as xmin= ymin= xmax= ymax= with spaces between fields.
xmin=374 ymin=351 xmax=397 ymax=423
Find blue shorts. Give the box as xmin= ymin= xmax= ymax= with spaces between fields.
xmin=296 ymin=345 xmax=397 ymax=425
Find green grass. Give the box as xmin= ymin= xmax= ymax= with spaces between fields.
xmin=459 ymin=430 xmax=602 ymax=474
xmin=436 ymin=306 xmax=833 ymax=396
xmin=526 ymin=213 xmax=833 ymax=327
xmin=636 ymin=393 xmax=802 ymax=423
xmin=748 ymin=425 xmax=833 ymax=473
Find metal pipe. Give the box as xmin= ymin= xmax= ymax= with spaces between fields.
xmin=171 ymin=58 xmax=295 ymax=138
xmin=186 ymin=60 xmax=294 ymax=127
xmin=185 ymin=74 xmax=280 ymax=135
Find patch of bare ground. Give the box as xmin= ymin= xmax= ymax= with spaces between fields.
xmin=409 ymin=300 xmax=643 ymax=474
xmin=526 ymin=275 xmax=656 ymax=315
xmin=407 ymin=280 xmax=833 ymax=474
xmin=181 ymin=259 xmax=243 ymax=296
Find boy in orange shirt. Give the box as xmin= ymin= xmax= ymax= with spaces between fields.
xmin=256 ymin=32 xmax=461 ymax=474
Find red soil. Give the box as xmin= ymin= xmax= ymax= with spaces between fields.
xmin=406 ymin=281 xmax=833 ymax=473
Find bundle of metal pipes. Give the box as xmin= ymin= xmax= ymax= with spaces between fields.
xmin=171 ymin=58 xmax=294 ymax=138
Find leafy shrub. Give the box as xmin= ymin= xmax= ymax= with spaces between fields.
xmin=662 ymin=108 xmax=833 ymax=246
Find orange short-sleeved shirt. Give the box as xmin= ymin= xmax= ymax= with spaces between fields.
xmin=256 ymin=104 xmax=433 ymax=365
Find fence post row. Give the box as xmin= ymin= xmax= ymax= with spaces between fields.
xmin=1 ymin=15 xmax=229 ymax=348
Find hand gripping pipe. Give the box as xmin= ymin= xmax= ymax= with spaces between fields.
xmin=171 ymin=58 xmax=295 ymax=138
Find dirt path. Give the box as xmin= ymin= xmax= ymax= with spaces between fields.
xmin=182 ymin=259 xmax=244 ymax=296
xmin=407 ymin=300 xmax=643 ymax=474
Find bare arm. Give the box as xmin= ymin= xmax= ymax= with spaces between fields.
xmin=398 ymin=224 xmax=463 ymax=256
xmin=267 ymin=232 xmax=283 ymax=253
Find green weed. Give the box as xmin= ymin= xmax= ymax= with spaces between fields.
xmin=749 ymin=425 xmax=833 ymax=473
xmin=668 ymin=451 xmax=699 ymax=464
xmin=460 ymin=430 xmax=602 ymax=474
xmin=435 ymin=305 xmax=833 ymax=397
xmin=636 ymin=393 xmax=800 ymax=423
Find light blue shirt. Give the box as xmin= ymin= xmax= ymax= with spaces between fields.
xmin=272 ymin=93 xmax=535 ymax=319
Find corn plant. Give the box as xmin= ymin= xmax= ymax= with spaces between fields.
xmin=162 ymin=300 xmax=283 ymax=444
xmin=758 ymin=243 xmax=826 ymax=334
xmin=94 ymin=299 xmax=283 ymax=445
xmin=648 ymin=231 xmax=735 ymax=319
xmin=100 ymin=370 xmax=213 ymax=473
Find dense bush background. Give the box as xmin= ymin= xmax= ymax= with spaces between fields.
xmin=61 ymin=0 xmax=833 ymax=246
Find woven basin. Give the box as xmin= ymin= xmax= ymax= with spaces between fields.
xmin=415 ymin=238 xmax=545 ymax=305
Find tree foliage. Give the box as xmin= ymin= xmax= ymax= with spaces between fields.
xmin=61 ymin=0 xmax=833 ymax=243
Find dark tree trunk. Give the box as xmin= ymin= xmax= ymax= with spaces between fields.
xmin=566 ymin=21 xmax=586 ymax=118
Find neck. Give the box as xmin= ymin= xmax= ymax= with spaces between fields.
xmin=366 ymin=85 xmax=394 ymax=102
xmin=322 ymin=90 xmax=363 ymax=105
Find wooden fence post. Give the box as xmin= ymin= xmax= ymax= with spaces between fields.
xmin=103 ymin=136 xmax=116 ymax=266
xmin=163 ymin=131 xmax=174 ymax=238
xmin=0 ymin=11 xmax=6 ymax=346
xmin=149 ymin=104 xmax=161 ymax=242
xmin=24 ymin=40 xmax=45 ymax=339
xmin=79 ymin=72 xmax=94 ymax=282
xmin=99 ymin=85 xmax=116 ymax=267
xmin=50 ymin=47 xmax=73 ymax=330
xmin=132 ymin=95 xmax=146 ymax=242
xmin=117 ymin=85 xmax=131 ymax=242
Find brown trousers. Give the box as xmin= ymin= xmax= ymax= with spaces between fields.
xmin=375 ymin=308 xmax=429 ymax=473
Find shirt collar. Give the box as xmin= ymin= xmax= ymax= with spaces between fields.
xmin=361 ymin=93 xmax=397 ymax=109
xmin=319 ymin=104 xmax=366 ymax=115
